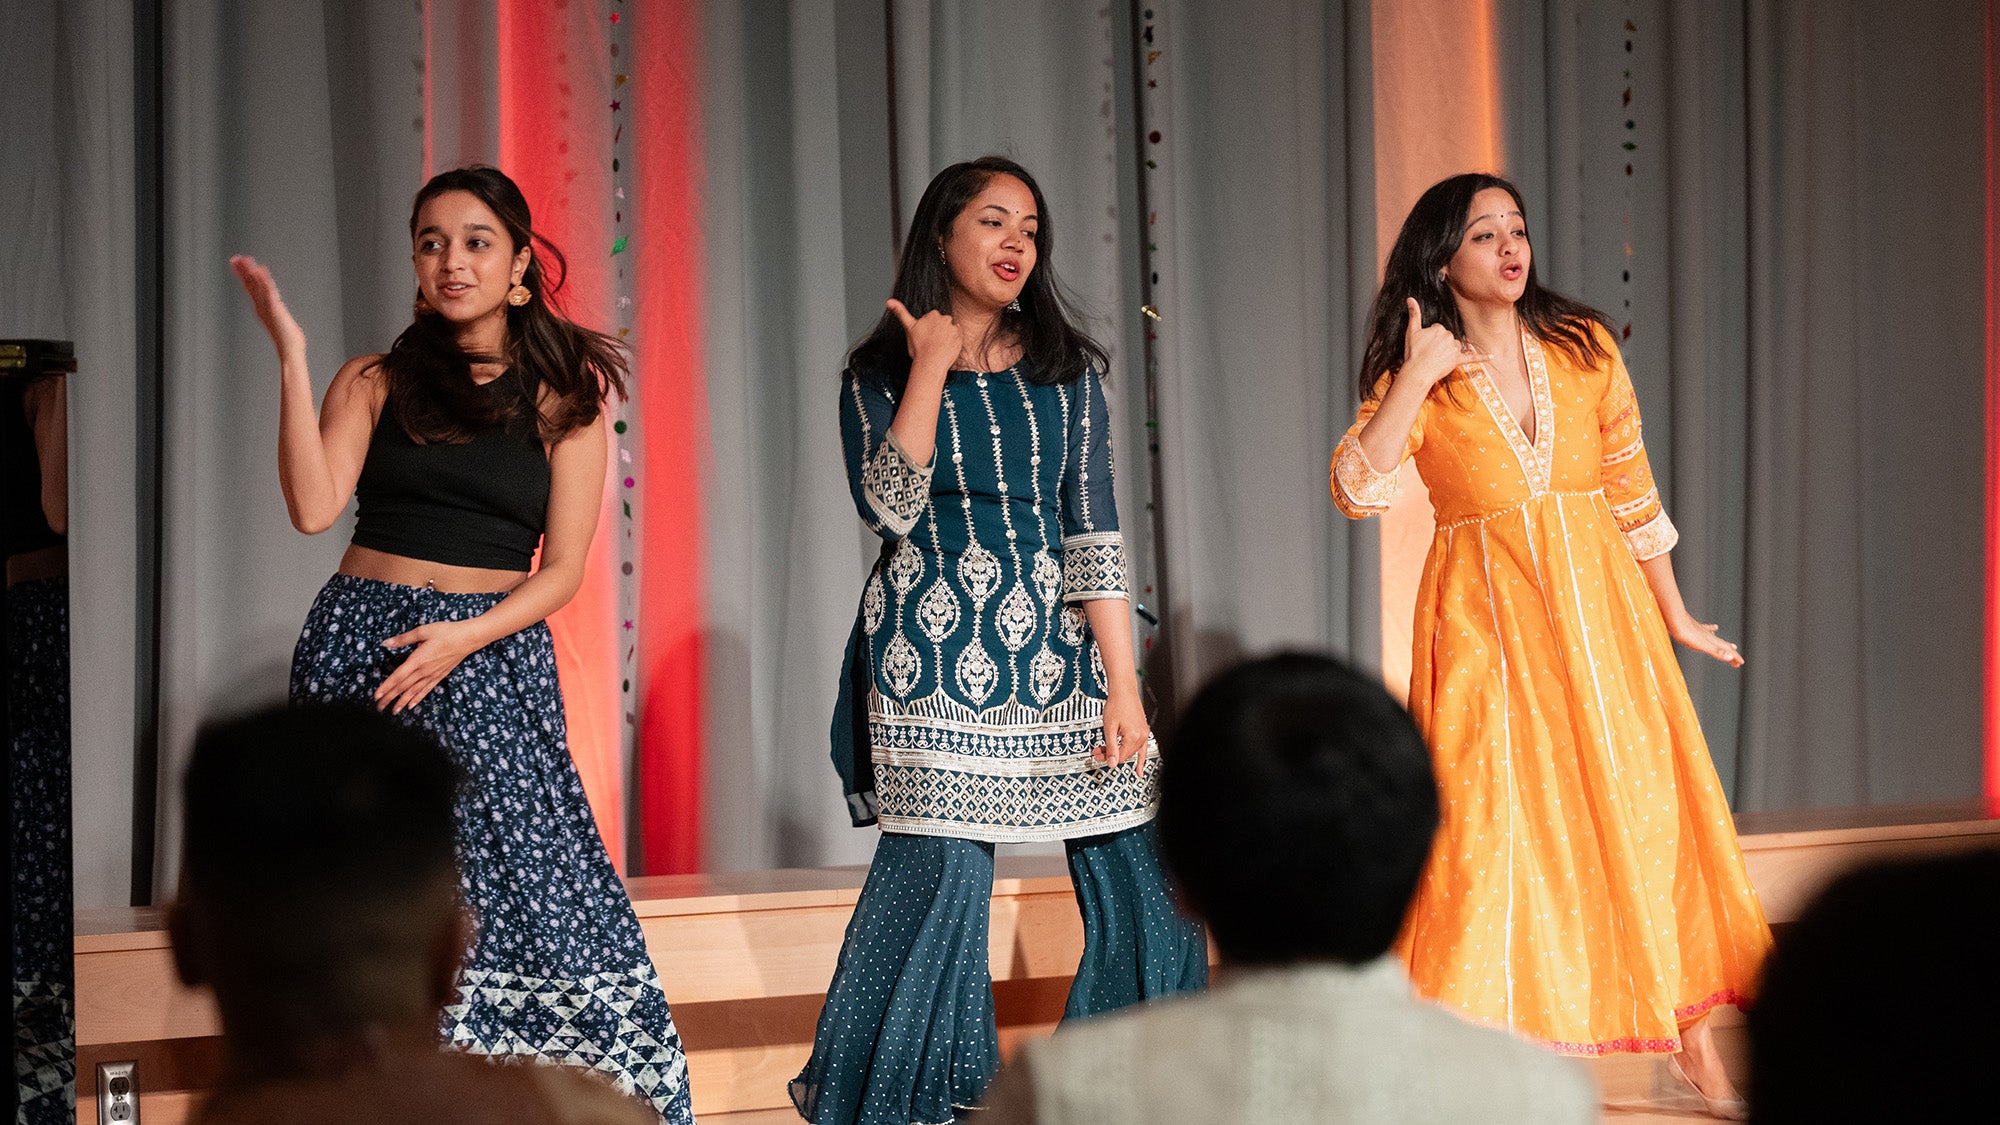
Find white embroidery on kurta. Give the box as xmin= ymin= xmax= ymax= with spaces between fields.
xmin=862 ymin=572 xmax=886 ymax=635
xmin=887 ymin=541 xmax=924 ymax=593
xmin=917 ymin=580 xmax=960 ymax=643
xmin=860 ymin=431 xmax=933 ymax=536
xmin=996 ymin=584 xmax=1037 ymax=652
xmin=957 ymin=543 xmax=1001 ymax=605
xmin=1059 ymin=605 xmax=1087 ymax=646
xmin=872 ymin=763 xmax=1157 ymax=844
xmin=1332 ymin=433 xmax=1401 ymax=510
xmin=1470 ymin=331 xmax=1557 ymax=493
xmin=1029 ymin=647 xmax=1065 ymax=706
xmin=859 ymin=369 xmax=1151 ymax=843
xmin=1060 ymin=531 xmax=1128 ymax=602
xmin=1031 ymin=551 xmax=1061 ymax=605
xmin=954 ymin=645 xmax=999 ymax=705
xmin=1623 ymin=510 xmax=1680 ymax=561
xmin=883 ymin=633 xmax=921 ymax=699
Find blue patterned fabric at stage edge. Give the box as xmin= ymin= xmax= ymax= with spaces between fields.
xmin=292 ymin=574 xmax=692 ymax=1123
xmin=10 ymin=576 xmax=75 ymax=1123
xmin=830 ymin=364 xmax=1153 ymax=840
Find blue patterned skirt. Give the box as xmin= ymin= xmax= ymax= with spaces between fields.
xmin=9 ymin=576 xmax=75 ymax=1123
xmin=291 ymin=574 xmax=693 ymax=1123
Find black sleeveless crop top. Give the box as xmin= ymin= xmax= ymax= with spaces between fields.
xmin=351 ymin=373 xmax=551 ymax=570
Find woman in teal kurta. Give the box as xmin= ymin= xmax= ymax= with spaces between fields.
xmin=792 ymin=156 xmax=1206 ymax=1125
xmin=843 ymin=356 xmax=1151 ymax=839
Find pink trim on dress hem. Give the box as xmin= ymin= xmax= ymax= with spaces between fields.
xmin=1675 ymin=987 xmax=1749 ymax=1023
xmin=1536 ymin=989 xmax=1751 ymax=1057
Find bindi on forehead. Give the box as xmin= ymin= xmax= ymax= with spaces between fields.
xmin=972 ymin=175 xmax=1037 ymax=217
xmin=1467 ymin=210 xmax=1524 ymax=226
xmin=975 ymin=201 xmax=1037 ymax=220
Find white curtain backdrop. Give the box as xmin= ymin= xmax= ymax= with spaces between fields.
xmin=1497 ymin=0 xmax=1989 ymax=809
xmin=698 ymin=0 xmax=903 ymax=871
xmin=149 ymin=2 xmax=426 ymax=897
xmin=1139 ymin=0 xmax=1381 ymax=713
xmin=4 ymin=0 xmax=1990 ymax=907
xmin=1 ymin=0 xmax=145 ymax=908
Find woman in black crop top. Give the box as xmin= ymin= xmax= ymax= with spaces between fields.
xmin=230 ymin=166 xmax=693 ymax=1123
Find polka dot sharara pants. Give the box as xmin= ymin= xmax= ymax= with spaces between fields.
xmin=790 ymin=823 xmax=1207 ymax=1125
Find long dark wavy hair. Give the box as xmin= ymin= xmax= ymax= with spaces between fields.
xmin=1357 ymin=173 xmax=1612 ymax=402
xmin=377 ymin=166 xmax=628 ymax=444
xmin=847 ymin=156 xmax=1108 ymax=392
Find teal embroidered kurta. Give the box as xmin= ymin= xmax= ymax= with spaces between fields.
xmin=833 ymin=362 xmax=1154 ymax=843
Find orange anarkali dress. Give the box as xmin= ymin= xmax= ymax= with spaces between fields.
xmin=1331 ymin=327 xmax=1770 ymax=1055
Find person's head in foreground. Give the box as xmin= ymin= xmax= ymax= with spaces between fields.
xmin=1158 ymin=651 xmax=1439 ymax=965
xmin=170 ymin=702 xmax=651 ymax=1125
xmin=1747 ymin=846 xmax=2000 ymax=1123
xmin=977 ymin=652 xmax=1597 ymax=1124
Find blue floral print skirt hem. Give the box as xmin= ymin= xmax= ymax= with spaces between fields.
xmin=11 ymin=576 xmax=75 ymax=1123
xmin=291 ymin=573 xmax=694 ymax=1123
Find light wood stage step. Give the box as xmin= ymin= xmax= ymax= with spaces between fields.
xmin=73 ymin=802 xmax=1996 ymax=1123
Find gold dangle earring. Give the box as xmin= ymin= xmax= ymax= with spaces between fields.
xmin=507 ymin=283 xmax=533 ymax=307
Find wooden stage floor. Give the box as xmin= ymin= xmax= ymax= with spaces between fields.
xmin=72 ymin=801 xmax=1996 ymax=1123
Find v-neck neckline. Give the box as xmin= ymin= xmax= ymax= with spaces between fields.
xmin=1467 ymin=330 xmax=1555 ymax=493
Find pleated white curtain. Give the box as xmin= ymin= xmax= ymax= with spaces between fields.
xmin=698 ymin=0 xmax=906 ymax=871
xmin=150 ymin=1 xmax=427 ymax=897
xmin=1138 ymin=0 xmax=1382 ymax=715
xmin=2 ymin=0 xmax=147 ymax=908
xmin=1497 ymin=0 xmax=1988 ymax=809
xmin=2 ymin=1 xmax=425 ymax=906
xmin=12 ymin=0 xmax=1988 ymax=908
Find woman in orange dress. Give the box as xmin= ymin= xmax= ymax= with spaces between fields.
xmin=1331 ymin=173 xmax=1770 ymax=1116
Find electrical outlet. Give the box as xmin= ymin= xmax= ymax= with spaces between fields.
xmin=97 ymin=1060 xmax=140 ymax=1124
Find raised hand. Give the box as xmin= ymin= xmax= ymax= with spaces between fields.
xmin=887 ymin=298 xmax=959 ymax=376
xmin=1402 ymin=296 xmax=1481 ymax=388
xmin=230 ymin=255 xmax=307 ymax=363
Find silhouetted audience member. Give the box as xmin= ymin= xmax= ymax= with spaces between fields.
xmin=980 ymin=652 xmax=1596 ymax=1123
xmin=1748 ymin=846 xmax=2000 ymax=1123
xmin=170 ymin=702 xmax=655 ymax=1125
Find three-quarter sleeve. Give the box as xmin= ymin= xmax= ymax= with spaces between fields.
xmin=1330 ymin=374 xmax=1423 ymax=519
xmin=1058 ymin=369 xmax=1127 ymax=602
xmin=1597 ymin=346 xmax=1679 ymax=560
xmin=840 ymin=371 xmax=934 ymax=541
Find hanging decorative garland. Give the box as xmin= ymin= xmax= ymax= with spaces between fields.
xmin=1620 ymin=9 xmax=1637 ymax=342
xmin=608 ymin=0 xmax=641 ymax=746
xmin=1130 ymin=5 xmax=1169 ymax=712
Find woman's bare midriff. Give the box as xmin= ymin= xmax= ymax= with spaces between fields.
xmin=337 ymin=543 xmax=528 ymax=594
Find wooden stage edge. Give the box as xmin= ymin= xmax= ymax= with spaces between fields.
xmin=72 ymin=802 xmax=1997 ymax=1123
